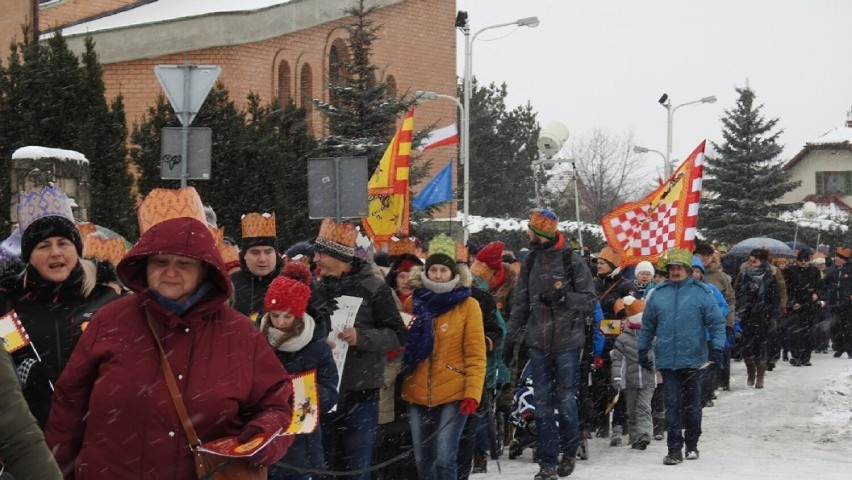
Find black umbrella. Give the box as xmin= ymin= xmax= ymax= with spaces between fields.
xmin=728 ymin=237 xmax=794 ymax=258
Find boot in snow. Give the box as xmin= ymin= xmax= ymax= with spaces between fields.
xmin=472 ymin=452 xmax=487 ymax=473
xmin=663 ymin=449 xmax=683 ymax=465
xmin=632 ymin=433 xmax=652 ymax=450
xmin=745 ymin=357 xmax=756 ymax=386
xmin=534 ymin=467 xmax=558 ymax=480
xmin=755 ymin=359 xmax=767 ymax=389
xmin=557 ymin=454 xmax=576 ymax=477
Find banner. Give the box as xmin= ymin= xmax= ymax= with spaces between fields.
xmin=362 ymin=108 xmax=415 ymax=243
xmin=412 ymin=160 xmax=453 ymax=211
xmin=601 ymin=141 xmax=705 ymax=266
xmin=419 ymin=123 xmax=459 ymax=152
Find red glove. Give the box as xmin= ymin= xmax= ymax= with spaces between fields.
xmin=459 ymin=397 xmax=479 ymax=415
xmin=593 ymin=356 xmax=604 ymax=370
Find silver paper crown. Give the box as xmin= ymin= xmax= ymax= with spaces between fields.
xmin=17 ymin=186 xmax=75 ymax=232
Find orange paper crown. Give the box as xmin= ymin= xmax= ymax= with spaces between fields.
xmin=76 ymin=222 xmax=97 ymax=237
xmin=241 ymin=213 xmax=277 ymax=239
xmin=138 ymin=187 xmax=207 ymax=235
xmin=529 ymin=209 xmax=558 ymax=238
xmin=836 ymin=247 xmax=852 ymax=259
xmin=387 ymin=236 xmax=417 ymax=257
xmin=82 ymin=234 xmax=129 ymax=267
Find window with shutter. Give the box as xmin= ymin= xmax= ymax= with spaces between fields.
xmin=815 ymin=172 xmax=824 ymax=195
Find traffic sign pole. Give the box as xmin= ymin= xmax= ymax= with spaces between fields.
xmin=181 ymin=61 xmax=191 ymax=187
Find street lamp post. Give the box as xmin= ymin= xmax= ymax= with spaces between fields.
xmin=459 ymin=11 xmax=539 ymax=243
xmin=633 ymin=145 xmax=668 ymax=177
xmin=658 ymin=93 xmax=717 ymax=178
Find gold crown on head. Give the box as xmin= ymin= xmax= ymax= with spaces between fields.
xmin=427 ymin=234 xmax=456 ymax=260
xmin=456 ymin=242 xmax=469 ymax=263
xmin=315 ymin=218 xmax=358 ymax=259
xmin=241 ymin=213 xmax=277 ymax=238
xmin=17 ymin=185 xmax=75 ymax=232
xmin=138 ymin=187 xmax=207 ymax=235
xmin=83 ymin=234 xmax=129 ymax=267
xmin=387 ymin=236 xmax=417 ymax=257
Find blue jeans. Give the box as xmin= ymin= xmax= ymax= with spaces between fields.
xmin=528 ymin=346 xmax=581 ymax=468
xmin=661 ymin=369 xmax=703 ymax=452
xmin=409 ymin=402 xmax=468 ymax=480
xmin=322 ymin=397 xmax=378 ymax=480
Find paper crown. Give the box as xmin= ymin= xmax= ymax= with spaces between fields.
xmin=17 ymin=185 xmax=75 ymax=233
xmin=836 ymin=247 xmax=852 ymax=259
xmin=138 ymin=187 xmax=207 ymax=235
xmin=83 ymin=234 xmax=128 ymax=267
xmin=76 ymin=222 xmax=97 ymax=238
xmin=598 ymin=246 xmax=623 ymax=268
xmin=529 ymin=209 xmax=558 ymax=238
xmin=241 ymin=213 xmax=276 ymax=239
xmin=427 ymin=234 xmax=456 ymax=260
xmin=456 ymin=243 xmax=469 ymax=263
xmin=387 ymin=236 xmax=417 ymax=257
xmin=315 ymin=218 xmax=358 ymax=259
xmin=622 ymin=295 xmax=645 ymax=320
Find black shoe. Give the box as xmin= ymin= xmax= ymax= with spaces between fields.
xmin=790 ymin=358 xmax=801 ymax=366
xmin=663 ymin=449 xmax=683 ymax=465
xmin=472 ymin=452 xmax=487 ymax=473
xmin=576 ymin=439 xmax=589 ymax=460
xmin=556 ymin=454 xmax=576 ymax=477
xmin=631 ymin=434 xmax=652 ymax=450
xmin=834 ymin=351 xmax=843 ymax=358
xmin=767 ymin=361 xmax=775 ymax=371
xmin=685 ymin=450 xmax=700 ymax=460
xmin=703 ymin=399 xmax=714 ymax=407
xmin=535 ymin=467 xmax=558 ymax=480
xmin=803 ymin=362 xmax=812 ymax=366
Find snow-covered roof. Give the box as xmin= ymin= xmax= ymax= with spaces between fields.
xmin=810 ymin=126 xmax=852 ymax=145
xmin=60 ymin=0 xmax=295 ymax=36
xmin=12 ymin=146 xmax=88 ymax=163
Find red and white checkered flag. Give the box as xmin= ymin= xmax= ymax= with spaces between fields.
xmin=601 ymin=141 xmax=705 ymax=266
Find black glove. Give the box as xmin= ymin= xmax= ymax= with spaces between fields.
xmin=502 ymin=341 xmax=516 ymax=368
xmin=538 ymin=288 xmax=566 ymax=307
xmin=638 ymin=348 xmax=654 ymax=371
xmin=16 ymin=358 xmax=54 ymax=390
xmin=710 ymin=348 xmax=724 ymax=366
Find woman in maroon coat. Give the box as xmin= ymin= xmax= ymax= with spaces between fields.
xmin=45 ymin=217 xmax=294 ymax=478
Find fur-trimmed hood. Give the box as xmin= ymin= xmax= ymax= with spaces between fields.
xmin=407 ymin=263 xmax=473 ymax=290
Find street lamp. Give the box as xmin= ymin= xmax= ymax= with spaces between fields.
xmin=459 ymin=11 xmax=539 ymax=243
xmin=658 ymin=93 xmax=716 ymax=178
xmin=633 ymin=145 xmax=668 ymax=176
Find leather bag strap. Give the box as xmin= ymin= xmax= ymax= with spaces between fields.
xmin=146 ymin=311 xmax=202 ymax=447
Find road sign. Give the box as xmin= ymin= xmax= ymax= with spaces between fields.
xmin=307 ymin=157 xmax=368 ymax=220
xmin=160 ymin=127 xmax=212 ymax=180
xmin=154 ymin=64 xmax=221 ymax=126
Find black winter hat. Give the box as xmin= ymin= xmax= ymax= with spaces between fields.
xmin=425 ymin=253 xmax=459 ymax=277
xmin=21 ymin=215 xmax=83 ymax=263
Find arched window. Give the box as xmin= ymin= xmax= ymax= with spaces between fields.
xmin=329 ymin=38 xmax=350 ymax=106
xmin=386 ymin=74 xmax=397 ymax=98
xmin=300 ymin=63 xmax=313 ymax=131
xmin=277 ymin=60 xmax=291 ymax=106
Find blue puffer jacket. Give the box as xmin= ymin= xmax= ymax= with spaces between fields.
xmin=638 ymin=277 xmax=726 ymax=370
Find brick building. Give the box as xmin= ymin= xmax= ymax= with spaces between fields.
xmin=1 ymin=0 xmax=460 ymax=214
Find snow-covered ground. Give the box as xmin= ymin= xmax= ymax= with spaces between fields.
xmin=479 ymin=354 xmax=852 ymax=479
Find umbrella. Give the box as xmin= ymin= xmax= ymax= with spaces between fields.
xmin=728 ymin=237 xmax=794 ymax=258
xmin=786 ymin=241 xmax=814 ymax=254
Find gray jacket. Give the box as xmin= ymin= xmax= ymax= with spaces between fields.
xmin=611 ymin=327 xmax=656 ymax=389
xmin=507 ymin=234 xmax=596 ymax=352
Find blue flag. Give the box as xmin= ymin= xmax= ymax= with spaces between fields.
xmin=412 ymin=161 xmax=453 ymax=211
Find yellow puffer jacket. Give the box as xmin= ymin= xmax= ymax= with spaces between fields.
xmin=402 ymin=266 xmax=486 ymax=407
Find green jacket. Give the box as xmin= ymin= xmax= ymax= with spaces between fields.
xmin=1 ymin=349 xmax=61 ymax=479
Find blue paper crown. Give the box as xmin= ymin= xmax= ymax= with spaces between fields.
xmin=17 ymin=186 xmax=75 ymax=232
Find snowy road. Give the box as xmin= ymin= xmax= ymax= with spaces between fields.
xmin=478 ymin=354 xmax=852 ymax=479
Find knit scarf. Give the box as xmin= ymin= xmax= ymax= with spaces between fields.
xmin=263 ymin=313 xmax=316 ymax=353
xmin=403 ymin=282 xmax=471 ymax=373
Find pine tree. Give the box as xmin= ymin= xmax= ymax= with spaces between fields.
xmin=313 ymin=0 xmax=412 ymax=174
xmin=462 ymin=79 xmax=540 ymax=218
xmin=701 ymin=86 xmax=800 ymax=243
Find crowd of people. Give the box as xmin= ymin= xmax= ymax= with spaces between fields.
xmin=2 ymin=184 xmax=851 ymax=480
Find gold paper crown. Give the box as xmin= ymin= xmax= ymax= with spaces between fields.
xmin=427 ymin=234 xmax=456 ymax=260
xmin=315 ymin=218 xmax=358 ymax=259
xmin=387 ymin=236 xmax=417 ymax=257
xmin=529 ymin=209 xmax=558 ymax=237
xmin=138 ymin=187 xmax=207 ymax=235
xmin=17 ymin=185 xmax=76 ymax=232
xmin=220 ymin=241 xmax=240 ymax=266
xmin=83 ymin=235 xmax=129 ymax=267
xmin=76 ymin=222 xmax=97 ymax=238
xmin=836 ymin=247 xmax=852 ymax=259
xmin=241 ymin=213 xmax=277 ymax=239
xmin=456 ymin=243 xmax=469 ymax=263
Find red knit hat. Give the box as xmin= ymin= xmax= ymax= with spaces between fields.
xmin=474 ymin=241 xmax=506 ymax=289
xmin=282 ymin=261 xmax=313 ymax=285
xmin=265 ymin=275 xmax=311 ymax=318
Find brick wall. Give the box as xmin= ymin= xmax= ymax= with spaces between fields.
xmin=0 ymin=0 xmax=32 ymax=65
xmin=39 ymin=0 xmax=142 ymax=30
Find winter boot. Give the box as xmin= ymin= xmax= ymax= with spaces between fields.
xmin=631 ymin=433 xmax=652 ymax=450
xmin=609 ymin=424 xmax=623 ymax=446
xmin=755 ymin=359 xmax=767 ymax=389
xmin=534 ymin=467 xmax=558 ymax=480
xmin=745 ymin=357 xmax=756 ymax=387
xmin=663 ymin=449 xmax=683 ymax=465
xmin=557 ymin=454 xmax=576 ymax=477
xmin=472 ymin=452 xmax=487 ymax=474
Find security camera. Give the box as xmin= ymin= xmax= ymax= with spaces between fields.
xmin=537 ymin=121 xmax=570 ymax=158
xmin=658 ymin=93 xmax=669 ymax=105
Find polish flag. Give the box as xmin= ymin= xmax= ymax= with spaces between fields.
xmin=419 ymin=124 xmax=459 ymax=152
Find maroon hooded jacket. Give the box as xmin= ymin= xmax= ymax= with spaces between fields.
xmin=45 ymin=217 xmax=293 ymax=479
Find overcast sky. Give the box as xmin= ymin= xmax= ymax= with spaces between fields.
xmin=455 ymin=0 xmax=852 ymax=175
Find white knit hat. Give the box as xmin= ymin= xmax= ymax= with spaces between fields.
xmin=635 ymin=260 xmax=655 ymax=276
